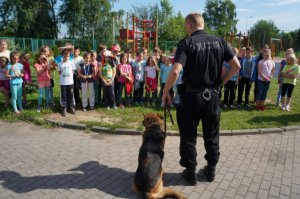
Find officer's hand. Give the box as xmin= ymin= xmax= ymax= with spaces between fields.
xmin=162 ymin=92 xmax=172 ymax=106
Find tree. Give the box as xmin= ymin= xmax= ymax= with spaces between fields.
xmin=249 ymin=20 xmax=280 ymax=49
xmin=59 ymin=0 xmax=120 ymax=44
xmin=0 ymin=0 xmax=58 ymax=38
xmin=281 ymin=32 xmax=293 ymax=51
xmin=289 ymin=29 xmax=300 ymax=51
xmin=203 ymin=0 xmax=238 ymax=37
xmin=130 ymin=0 xmax=173 ymax=30
xmin=59 ymin=0 xmax=85 ymax=38
xmin=160 ymin=12 xmax=186 ymax=41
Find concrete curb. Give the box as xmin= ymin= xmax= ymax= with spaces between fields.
xmin=220 ymin=130 xmax=232 ymax=136
xmin=62 ymin=122 xmax=87 ymax=130
xmin=232 ymin=129 xmax=261 ymax=135
xmin=281 ymin=126 xmax=300 ymax=132
xmin=91 ymin=126 xmax=112 ymax=133
xmin=44 ymin=119 xmax=64 ymax=126
xmin=43 ymin=119 xmax=299 ymax=136
xmin=115 ymin=128 xmax=141 ymax=135
xmin=260 ymin=127 xmax=283 ymax=134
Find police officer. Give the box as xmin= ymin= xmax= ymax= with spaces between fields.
xmin=162 ymin=13 xmax=240 ymax=185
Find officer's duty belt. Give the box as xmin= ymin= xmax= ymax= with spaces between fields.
xmin=185 ymin=85 xmax=220 ymax=101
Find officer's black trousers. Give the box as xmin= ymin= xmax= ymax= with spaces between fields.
xmin=177 ymin=91 xmax=220 ymax=169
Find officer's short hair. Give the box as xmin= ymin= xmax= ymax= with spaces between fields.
xmin=185 ymin=13 xmax=204 ymax=28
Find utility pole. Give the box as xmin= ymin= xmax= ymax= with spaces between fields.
xmin=112 ymin=16 xmax=115 ymax=44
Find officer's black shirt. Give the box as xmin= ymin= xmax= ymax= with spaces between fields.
xmin=174 ymin=30 xmax=234 ymax=88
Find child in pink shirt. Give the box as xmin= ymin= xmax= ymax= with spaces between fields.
xmin=256 ymin=49 xmax=275 ymax=110
xmin=20 ymin=53 xmax=37 ymax=105
xmin=117 ymin=53 xmax=133 ymax=108
xmin=34 ymin=53 xmax=51 ymax=112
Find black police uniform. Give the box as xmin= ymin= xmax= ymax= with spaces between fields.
xmin=174 ymin=30 xmax=234 ymax=169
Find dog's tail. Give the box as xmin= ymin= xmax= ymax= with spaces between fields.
xmin=149 ymin=187 xmax=186 ymax=199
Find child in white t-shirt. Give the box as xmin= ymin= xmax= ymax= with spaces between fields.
xmin=144 ymin=56 xmax=160 ymax=107
xmin=58 ymin=49 xmax=76 ymax=116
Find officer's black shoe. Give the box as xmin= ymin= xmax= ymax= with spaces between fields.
xmin=182 ymin=167 xmax=197 ymax=185
xmin=203 ymin=165 xmax=216 ymax=182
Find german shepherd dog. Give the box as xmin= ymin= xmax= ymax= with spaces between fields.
xmin=133 ymin=113 xmax=186 ymax=199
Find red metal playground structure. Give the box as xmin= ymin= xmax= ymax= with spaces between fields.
xmin=119 ymin=14 xmax=158 ymax=57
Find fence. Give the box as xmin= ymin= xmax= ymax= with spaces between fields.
xmin=0 ymin=37 xmax=178 ymax=55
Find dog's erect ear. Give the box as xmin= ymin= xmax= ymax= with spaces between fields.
xmin=156 ymin=113 xmax=164 ymax=120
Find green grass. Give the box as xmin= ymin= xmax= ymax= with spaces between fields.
xmin=0 ymin=64 xmax=299 ymax=131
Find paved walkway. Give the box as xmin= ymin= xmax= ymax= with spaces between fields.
xmin=0 ymin=121 xmax=299 ymax=199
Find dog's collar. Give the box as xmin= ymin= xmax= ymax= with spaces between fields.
xmin=144 ymin=124 xmax=165 ymax=139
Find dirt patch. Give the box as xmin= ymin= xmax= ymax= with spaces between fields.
xmin=44 ymin=110 xmax=121 ymax=124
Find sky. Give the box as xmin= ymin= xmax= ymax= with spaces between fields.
xmin=111 ymin=0 xmax=300 ymax=33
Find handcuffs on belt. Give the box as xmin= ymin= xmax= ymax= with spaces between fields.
xmin=185 ymin=85 xmax=220 ymax=102
xmin=202 ymin=88 xmax=212 ymax=101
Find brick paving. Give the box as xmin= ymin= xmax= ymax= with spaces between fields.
xmin=0 ymin=121 xmax=299 ymax=199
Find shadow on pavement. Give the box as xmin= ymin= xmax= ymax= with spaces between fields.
xmin=247 ymin=113 xmax=300 ymax=126
xmin=0 ymin=161 xmax=193 ymax=198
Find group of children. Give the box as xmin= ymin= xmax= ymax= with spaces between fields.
xmin=0 ymin=38 xmax=299 ymax=115
xmin=221 ymin=45 xmax=300 ymax=111
xmin=0 ymin=40 xmax=178 ymax=116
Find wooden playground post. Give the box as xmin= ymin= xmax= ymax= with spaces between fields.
xmin=155 ymin=13 xmax=158 ymax=48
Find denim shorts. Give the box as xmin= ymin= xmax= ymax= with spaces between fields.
xmin=256 ymin=79 xmax=270 ymax=101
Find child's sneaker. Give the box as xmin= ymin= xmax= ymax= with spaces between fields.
xmin=106 ymin=106 xmax=110 ymax=110
xmin=14 ymin=110 xmax=21 ymax=115
xmin=282 ymin=104 xmax=286 ymax=111
xmin=113 ymin=105 xmax=118 ymax=110
xmin=82 ymin=108 xmax=87 ymax=112
xmin=37 ymin=108 xmax=41 ymax=113
xmin=229 ymin=104 xmax=234 ymax=109
xmin=223 ymin=104 xmax=228 ymax=108
xmin=286 ymin=105 xmax=290 ymax=111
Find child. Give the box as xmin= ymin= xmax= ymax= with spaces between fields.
xmin=78 ymin=52 xmax=95 ymax=112
xmin=20 ymin=53 xmax=37 ymax=105
xmin=99 ymin=55 xmax=117 ymax=110
xmin=57 ymin=49 xmax=76 ymax=116
xmin=173 ymin=69 xmax=183 ymax=106
xmin=0 ymin=40 xmax=11 ymax=61
xmin=276 ymin=48 xmax=294 ymax=106
xmin=6 ymin=52 xmax=24 ymax=114
xmin=0 ymin=56 xmax=10 ymax=106
xmin=144 ymin=56 xmax=160 ymax=107
xmin=40 ymin=45 xmax=56 ymax=107
xmin=34 ymin=53 xmax=51 ymax=112
xmin=281 ymin=53 xmax=300 ymax=111
xmin=160 ymin=56 xmax=173 ymax=107
xmin=91 ymin=50 xmax=99 ymax=105
xmin=96 ymin=44 xmax=108 ymax=104
xmin=72 ymin=46 xmax=83 ymax=107
xmin=132 ymin=51 xmax=146 ymax=106
xmin=117 ymin=53 xmax=133 ymax=108
xmin=256 ymin=49 xmax=275 ymax=111
xmin=55 ymin=43 xmax=74 ymax=63
xmin=111 ymin=45 xmax=121 ymax=103
xmin=223 ymin=47 xmax=239 ymax=108
xmin=237 ymin=47 xmax=256 ymax=108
